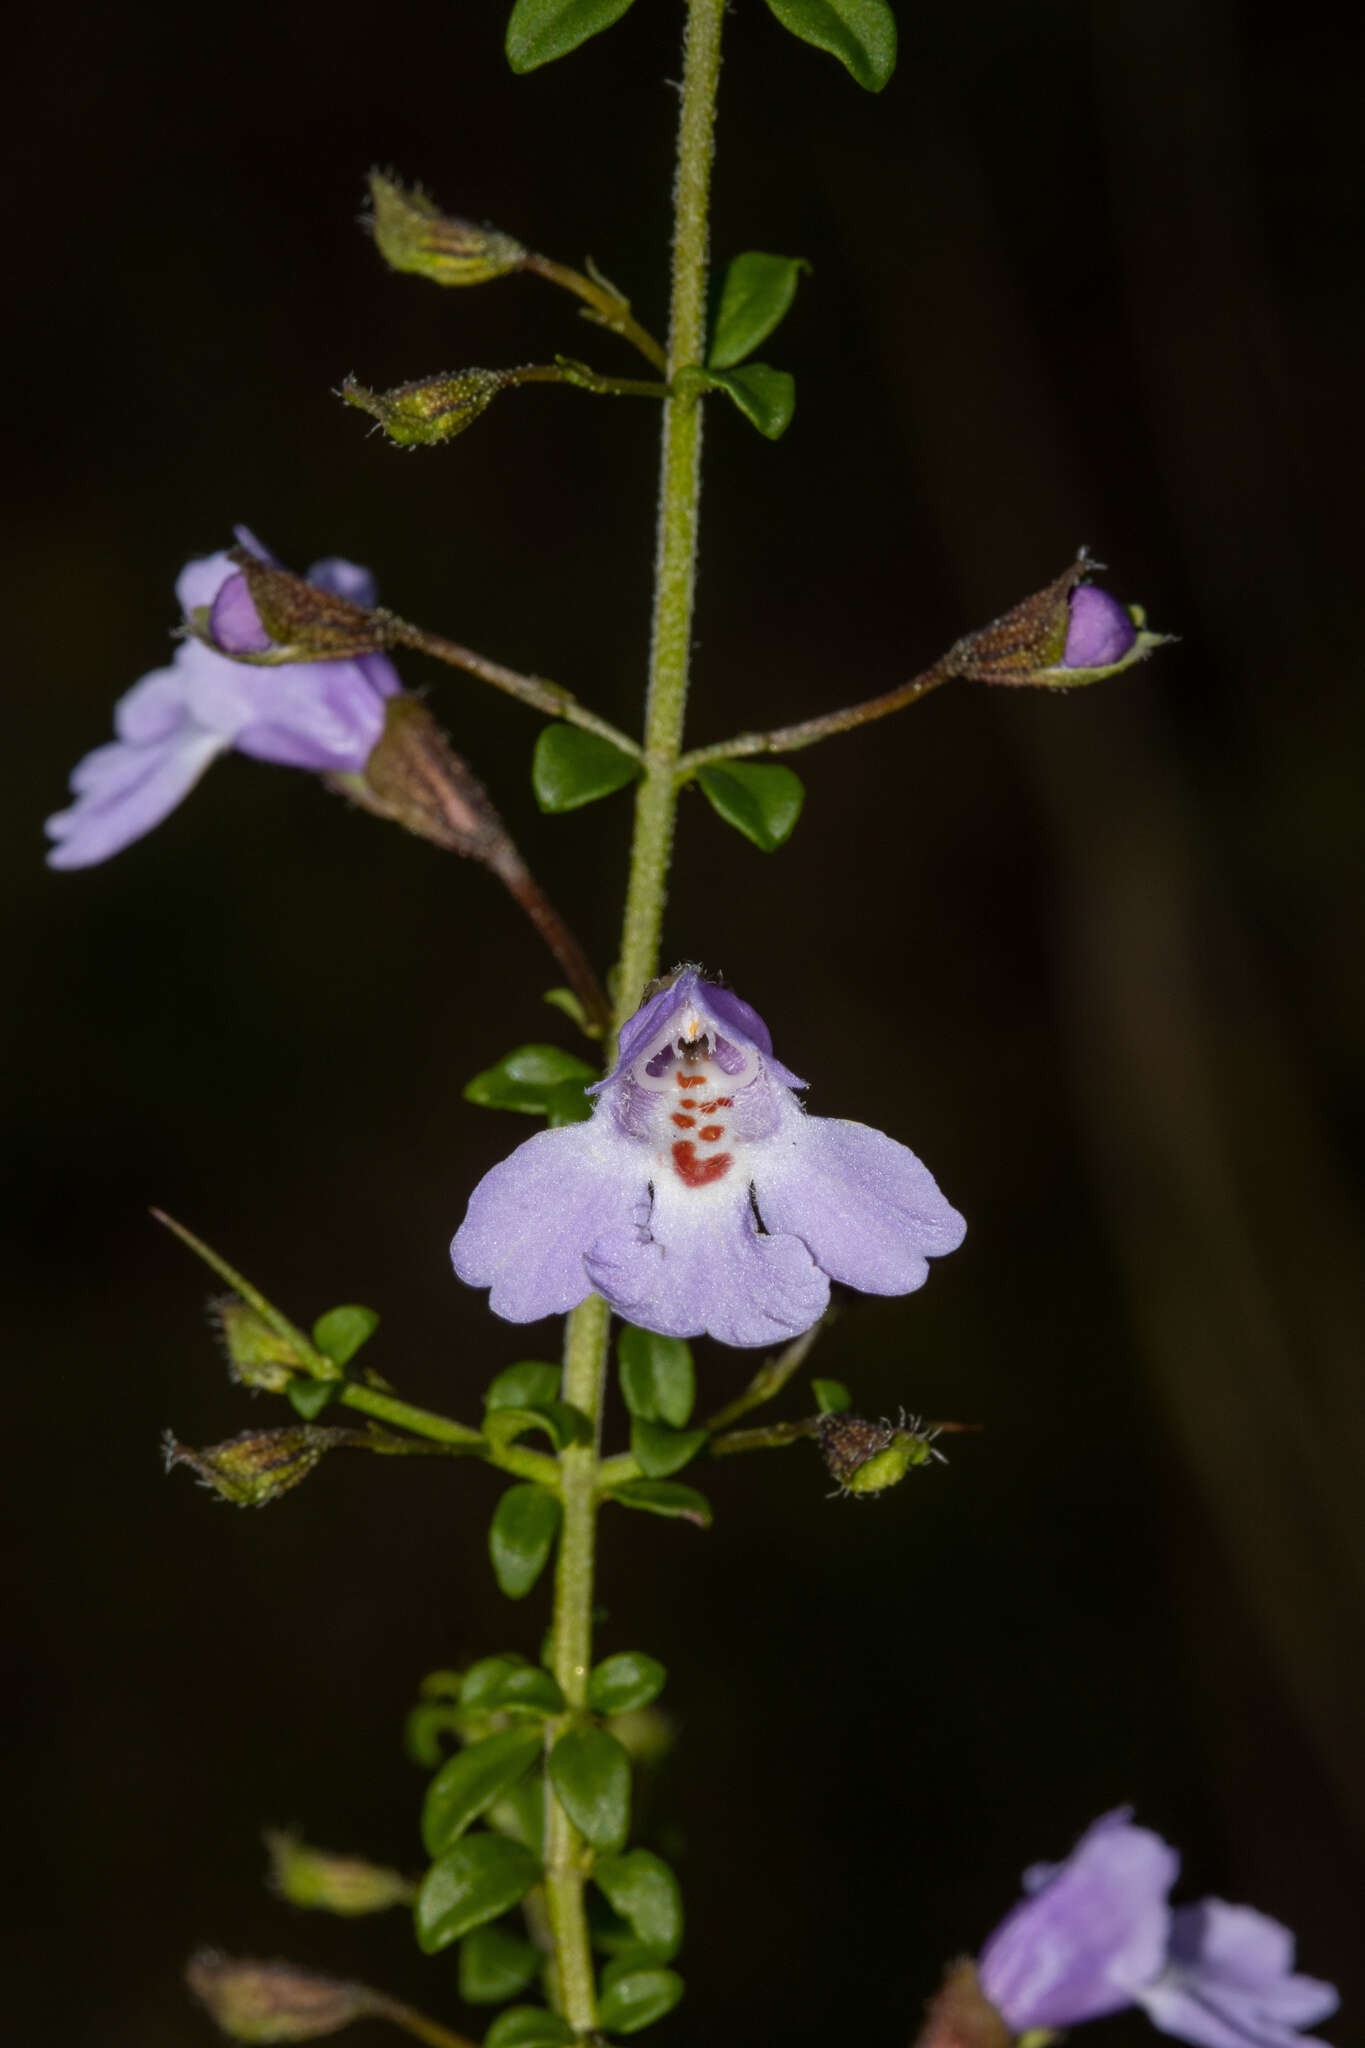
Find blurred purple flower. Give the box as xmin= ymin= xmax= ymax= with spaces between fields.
xmin=45 ymin=530 xmax=399 ymax=868
xmin=451 ymin=966 xmax=965 ymax=1347
xmin=1063 ymin=584 xmax=1137 ymax=668
xmin=1138 ymin=1902 xmax=1338 ymax=2048
xmin=976 ymin=1811 xmax=1336 ymax=2048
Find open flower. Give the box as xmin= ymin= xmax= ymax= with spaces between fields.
xmin=44 ymin=531 xmax=399 ymax=868
xmin=451 ymin=967 xmax=965 ymax=1347
xmin=969 ymin=1810 xmax=1337 ymax=2048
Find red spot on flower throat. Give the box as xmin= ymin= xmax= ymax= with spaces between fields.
xmin=671 ymin=1140 xmax=732 ymax=1188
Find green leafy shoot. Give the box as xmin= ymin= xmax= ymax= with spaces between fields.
xmin=465 ymin=1044 xmax=597 ymax=1118
xmin=533 ymin=723 xmax=642 ymax=813
xmin=695 ymin=761 xmax=805 ymax=852
xmin=761 ymin=0 xmax=898 ymax=91
xmin=703 ymin=364 xmax=796 ymax=439
xmin=709 ymin=252 xmax=810 ymax=370
xmin=506 ymin=0 xmax=639 ymax=73
xmin=414 ymin=1835 xmax=541 ymax=1953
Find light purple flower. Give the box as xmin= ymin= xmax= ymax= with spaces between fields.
xmin=976 ymin=1811 xmax=1337 ymax=2048
xmin=45 ymin=530 xmax=400 ymax=869
xmin=979 ymin=1810 xmax=1178 ymax=2031
xmin=1138 ymin=1902 xmax=1338 ymax=2048
xmin=451 ymin=967 xmax=965 ymax=1347
xmin=1063 ymin=584 xmax=1137 ymax=669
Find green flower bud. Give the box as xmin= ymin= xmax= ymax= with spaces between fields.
xmin=817 ymin=1412 xmax=945 ymax=1497
xmin=163 ymin=1426 xmax=346 ymax=1507
xmin=212 ymin=1296 xmax=306 ymax=1393
xmin=185 ymin=1951 xmax=372 ymax=2042
xmin=341 ymin=368 xmax=510 ymax=447
xmin=264 ymin=1830 xmax=415 ymax=1916
xmin=368 ymin=171 xmax=527 ymax=286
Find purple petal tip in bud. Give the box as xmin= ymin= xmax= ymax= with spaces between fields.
xmin=1064 ymin=584 xmax=1137 ymax=669
xmin=208 ymin=571 xmax=273 ymax=656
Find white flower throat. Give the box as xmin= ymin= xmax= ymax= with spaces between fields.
xmin=631 ymin=1010 xmax=763 ymax=1191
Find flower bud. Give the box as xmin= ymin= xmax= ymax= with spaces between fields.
xmin=212 ymin=1296 xmax=306 ymax=1393
xmin=163 ymin=1426 xmax=346 ymax=1507
xmin=186 ymin=1951 xmax=372 ymax=2042
xmin=347 ymin=697 xmax=508 ymax=862
xmin=817 ymin=1412 xmax=943 ymax=1496
xmin=368 ymin=171 xmax=527 ymax=286
xmin=944 ymin=553 xmax=1168 ymax=688
xmin=264 ymin=1830 xmax=415 ymax=1915
xmin=340 ymin=369 xmax=510 ymax=447
xmin=911 ymin=1959 xmax=1014 ymax=2048
xmin=210 ymin=550 xmax=389 ymax=661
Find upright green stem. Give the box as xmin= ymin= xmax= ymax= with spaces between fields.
xmin=541 ymin=4 xmax=726 ymax=2035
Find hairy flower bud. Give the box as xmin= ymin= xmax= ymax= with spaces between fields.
xmin=368 ymin=171 xmax=527 ymax=286
xmin=163 ymin=1426 xmax=347 ymax=1507
xmin=214 ymin=550 xmax=389 ymax=662
xmin=265 ymin=1830 xmax=415 ymax=1915
xmin=341 ymin=369 xmax=510 ymax=447
xmin=346 ymin=697 xmax=508 ymax=862
xmin=212 ymin=1297 xmax=306 ymax=1392
xmin=817 ymin=1412 xmax=943 ymax=1495
xmin=944 ymin=553 xmax=1168 ymax=688
xmin=186 ymin=1951 xmax=373 ymax=2042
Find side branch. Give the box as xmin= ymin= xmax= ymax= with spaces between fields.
xmin=677 ymin=661 xmax=949 ymax=775
xmin=380 ymin=614 xmax=642 ymax=758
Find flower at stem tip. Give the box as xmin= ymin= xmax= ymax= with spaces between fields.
xmin=915 ymin=1809 xmax=1338 ymax=2048
xmin=43 ymin=529 xmax=401 ymax=868
xmin=943 ymin=552 xmax=1169 ymax=689
xmin=452 ymin=966 xmax=965 ymax=1348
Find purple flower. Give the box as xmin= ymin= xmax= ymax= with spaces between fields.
xmin=45 ymin=531 xmax=399 ymax=869
xmin=1063 ymin=584 xmax=1137 ymax=669
xmin=979 ymin=1810 xmax=1177 ymax=2031
xmin=1138 ymin=1902 xmax=1338 ymax=2048
xmin=976 ymin=1811 xmax=1337 ymax=2048
xmin=451 ymin=967 xmax=965 ymax=1347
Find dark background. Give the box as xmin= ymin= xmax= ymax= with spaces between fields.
xmin=6 ymin=2 xmax=1363 ymax=2043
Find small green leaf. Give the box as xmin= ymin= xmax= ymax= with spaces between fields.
xmin=484 ymin=2008 xmax=574 ymax=2048
xmin=422 ymin=1724 xmax=544 ymax=1857
xmin=542 ymin=985 xmax=595 ymax=1035
xmin=548 ymin=1726 xmax=631 ymax=1850
xmin=593 ymin=1850 xmax=683 ymax=1959
xmin=286 ymin=1377 xmax=338 ymax=1420
xmin=544 ymin=1076 xmax=595 ymax=1127
xmin=604 ymin=1480 xmax=713 ymax=1527
xmin=630 ymin=1418 xmax=708 ymax=1479
xmin=486 ymin=1362 xmax=562 ymax=1412
xmin=532 ymin=723 xmax=641 ymax=813
xmin=310 ymin=1304 xmax=379 ymax=1368
xmin=506 ymin=0 xmax=638 ymax=73
xmin=465 ymin=1044 xmax=597 ymax=1117
xmin=414 ymin=1835 xmax=540 ymax=1954
xmin=704 ymin=364 xmax=796 ymax=440
xmin=811 ymin=1377 xmax=852 ymax=1414
xmin=587 ymin=1652 xmax=667 ymax=1717
xmin=490 ymin=1485 xmax=563 ymax=1599
xmin=488 ymin=1771 xmax=547 ymax=1862
xmin=761 ymin=0 xmax=897 ymax=90
xmin=696 ymin=761 xmax=805 ymax=852
xmin=459 ymin=1654 xmax=527 ymax=1709
xmin=405 ymin=1700 xmax=465 ymax=1768
xmin=617 ymin=1325 xmax=696 ymax=1428
xmin=459 ymin=1921 xmax=543 ymax=2005
xmin=480 ymin=1666 xmax=566 ymax=1717
xmin=598 ymin=1961 xmax=685 ymax=2035
xmin=710 ymin=253 xmax=810 ymax=370
xmin=484 ymin=1403 xmax=592 ymax=1452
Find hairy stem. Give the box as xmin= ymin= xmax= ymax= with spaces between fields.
xmin=676 ymin=660 xmax=951 ymax=774
xmin=522 ymin=252 xmax=669 ymax=372
xmin=541 ymin=3 xmax=726 ymax=2034
xmin=381 ymin=613 xmax=642 ymax=757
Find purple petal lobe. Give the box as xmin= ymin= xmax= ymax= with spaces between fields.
xmin=307 ymin=556 xmax=378 ymax=607
xmin=452 ymin=1120 xmax=646 ymax=1323
xmin=1064 ymin=584 xmax=1137 ymax=668
xmin=754 ymin=1113 xmax=966 ymax=1295
xmin=208 ymin=571 xmax=272 ymax=654
xmin=45 ymin=728 xmax=226 ymax=867
xmin=584 ymin=1179 xmax=829 ymax=1348
xmin=1138 ymin=1902 xmax=1339 ymax=2048
xmin=978 ymin=1811 xmax=1177 ymax=2031
xmin=174 ymin=549 xmax=237 ymax=618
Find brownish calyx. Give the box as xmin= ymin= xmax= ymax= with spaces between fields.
xmin=229 ymin=549 xmax=390 ymax=659
xmin=912 ymin=1959 xmax=1015 ymax=2048
xmin=350 ymin=698 xmax=510 ymax=863
xmin=941 ymin=552 xmax=1090 ymax=683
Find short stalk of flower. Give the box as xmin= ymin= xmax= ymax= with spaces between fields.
xmin=520 ymin=251 xmax=669 ymax=371
xmin=704 ymin=1320 xmax=829 ymax=1432
xmin=377 ymin=611 xmax=641 ymax=756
